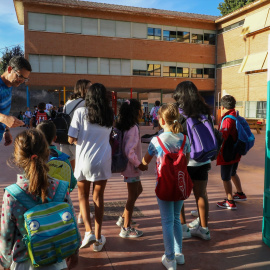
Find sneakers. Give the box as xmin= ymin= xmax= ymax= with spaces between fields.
xmin=217 ymin=199 xmax=237 ymax=210
xmin=190 ymin=226 xmax=211 ymax=240
xmin=233 ymin=192 xmax=247 ymax=201
xmin=181 ymin=224 xmax=191 ymax=239
xmin=80 ymin=232 xmax=96 ymax=248
xmin=161 ymin=255 xmax=176 ymax=270
xmin=119 ymin=227 xmax=143 ymax=238
xmin=190 ymin=210 xmax=199 ymax=217
xmin=175 ymin=253 xmax=185 ymax=265
xmin=93 ymin=235 xmax=106 ymax=252
xmin=77 ymin=212 xmax=94 ymax=224
xmin=116 ymin=216 xmax=136 ymax=227
xmin=188 ymin=217 xmax=200 ymax=229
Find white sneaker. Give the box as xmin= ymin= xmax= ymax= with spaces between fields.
xmin=175 ymin=253 xmax=185 ymax=265
xmin=190 ymin=210 xmax=199 ymax=217
xmin=116 ymin=216 xmax=136 ymax=227
xmin=80 ymin=232 xmax=96 ymax=248
xmin=93 ymin=235 xmax=106 ymax=252
xmin=190 ymin=226 xmax=211 ymax=240
xmin=189 ymin=217 xmax=200 ymax=228
xmin=77 ymin=212 xmax=94 ymax=224
xmin=181 ymin=224 xmax=191 ymax=239
xmin=161 ymin=255 xmax=176 ymax=270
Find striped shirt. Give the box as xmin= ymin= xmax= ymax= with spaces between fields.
xmin=0 ymin=77 xmax=12 ymax=142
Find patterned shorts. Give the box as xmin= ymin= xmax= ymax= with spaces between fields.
xmin=124 ymin=176 xmax=141 ymax=183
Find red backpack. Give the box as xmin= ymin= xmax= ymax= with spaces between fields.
xmin=36 ymin=111 xmax=48 ymax=124
xmin=155 ymin=135 xmax=193 ymax=201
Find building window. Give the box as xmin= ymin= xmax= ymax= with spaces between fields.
xmin=203 ymin=68 xmax=215 ymax=78
xmin=217 ymin=59 xmax=243 ymax=69
xmin=204 ymin=33 xmax=216 ymax=45
xmin=147 ymin=64 xmax=161 ymax=76
xmin=177 ymin=31 xmax=190 ymax=43
xmin=176 ymin=67 xmax=189 ymax=77
xmin=163 ymin=66 xmax=176 ymax=77
xmin=163 ymin=31 xmax=176 ymax=41
xmin=218 ymin=20 xmax=244 ymax=34
xmin=147 ymin=28 xmax=161 ymax=40
xmin=191 ymin=34 xmax=203 ymax=44
xmin=245 ymin=101 xmax=267 ymax=118
xmin=65 ymin=16 xmax=82 ymax=34
xmin=191 ymin=68 xmax=203 ymax=78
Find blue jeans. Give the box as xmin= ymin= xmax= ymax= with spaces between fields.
xmin=157 ymin=197 xmax=184 ymax=260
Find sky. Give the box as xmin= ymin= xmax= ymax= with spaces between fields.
xmin=0 ymin=0 xmax=222 ymax=57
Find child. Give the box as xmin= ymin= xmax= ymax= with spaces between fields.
xmin=141 ymin=103 xmax=190 ymax=270
xmin=24 ymin=107 xmax=32 ymax=128
xmin=30 ymin=102 xmax=49 ymax=128
xmin=216 ymin=95 xmax=247 ymax=210
xmin=37 ymin=120 xmax=77 ymax=192
xmin=0 ymin=129 xmax=80 ymax=270
xmin=115 ymin=99 xmax=147 ymax=238
xmin=68 ymin=83 xmax=113 ymax=252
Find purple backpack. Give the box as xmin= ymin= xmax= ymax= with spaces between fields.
xmin=183 ymin=114 xmax=218 ymax=162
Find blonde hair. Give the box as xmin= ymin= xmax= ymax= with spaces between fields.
xmin=158 ymin=103 xmax=183 ymax=134
xmin=13 ymin=129 xmax=50 ymax=202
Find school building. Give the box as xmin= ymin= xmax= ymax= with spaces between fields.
xmin=13 ymin=0 xmax=269 ymax=119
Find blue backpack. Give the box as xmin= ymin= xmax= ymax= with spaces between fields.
xmin=220 ymin=114 xmax=255 ymax=156
xmin=5 ymin=181 xmax=80 ymax=267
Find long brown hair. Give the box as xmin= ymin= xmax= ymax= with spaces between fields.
xmin=158 ymin=103 xmax=183 ymax=134
xmin=69 ymin=79 xmax=91 ymax=100
xmin=13 ymin=129 xmax=50 ymax=202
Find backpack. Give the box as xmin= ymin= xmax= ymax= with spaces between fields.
xmin=111 ymin=127 xmax=128 ymax=173
xmin=36 ymin=112 xmax=48 ymax=125
xmin=47 ymin=148 xmax=77 ymax=192
xmin=5 ymin=181 xmax=80 ymax=267
xmin=220 ymin=114 xmax=255 ymax=156
xmin=182 ymin=113 xmax=218 ymax=162
xmin=52 ymin=99 xmax=83 ymax=144
xmin=155 ymin=135 xmax=193 ymax=201
xmin=152 ymin=106 xmax=159 ymax=120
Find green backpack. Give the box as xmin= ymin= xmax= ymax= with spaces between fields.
xmin=5 ymin=181 xmax=80 ymax=267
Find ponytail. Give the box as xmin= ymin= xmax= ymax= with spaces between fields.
xmin=158 ymin=103 xmax=183 ymax=134
xmin=12 ymin=129 xmax=50 ymax=203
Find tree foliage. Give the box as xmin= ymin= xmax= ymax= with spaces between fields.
xmin=218 ymin=0 xmax=256 ymax=16
xmin=0 ymin=45 xmax=24 ymax=73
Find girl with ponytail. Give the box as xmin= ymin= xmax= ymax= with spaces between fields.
xmin=0 ymin=129 xmax=79 ymax=270
xmin=141 ymin=103 xmax=191 ymax=269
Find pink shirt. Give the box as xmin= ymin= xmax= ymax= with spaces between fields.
xmin=121 ymin=125 xmax=142 ymax=177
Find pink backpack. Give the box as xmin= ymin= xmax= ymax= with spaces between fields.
xmin=152 ymin=106 xmax=159 ymax=120
xmin=155 ymin=135 xmax=193 ymax=201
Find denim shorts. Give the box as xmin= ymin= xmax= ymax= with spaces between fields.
xmin=221 ymin=162 xmax=239 ymax=181
xmin=187 ymin=163 xmax=211 ymax=181
xmin=124 ymin=176 xmax=141 ymax=183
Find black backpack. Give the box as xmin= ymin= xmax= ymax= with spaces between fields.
xmin=52 ymin=99 xmax=83 ymax=144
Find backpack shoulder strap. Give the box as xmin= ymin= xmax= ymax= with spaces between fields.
xmin=53 ymin=180 xmax=69 ymax=202
xmin=68 ymin=99 xmax=84 ymax=116
xmin=157 ymin=136 xmax=169 ymax=154
xmin=5 ymin=184 xmax=38 ymax=210
xmin=220 ymin=115 xmax=237 ymax=130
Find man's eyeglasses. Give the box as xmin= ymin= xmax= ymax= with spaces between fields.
xmin=12 ymin=68 xmax=30 ymax=83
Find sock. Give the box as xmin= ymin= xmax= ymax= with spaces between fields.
xmin=85 ymin=231 xmax=94 ymax=236
xmin=202 ymin=227 xmax=208 ymax=231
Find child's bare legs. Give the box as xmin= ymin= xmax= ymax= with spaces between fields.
xmin=231 ymin=173 xmax=243 ymax=193
xmin=180 ymin=204 xmax=186 ymax=225
xmin=223 ymin=180 xmax=233 ymax=200
xmin=192 ymin=180 xmax=208 ymax=228
xmin=77 ymin=180 xmax=92 ymax=232
xmin=123 ymin=181 xmax=143 ymax=228
xmin=93 ymin=180 xmax=107 ymax=240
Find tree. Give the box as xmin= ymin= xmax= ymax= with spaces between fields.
xmin=218 ymin=0 xmax=256 ymax=16
xmin=0 ymin=45 xmax=24 ymax=73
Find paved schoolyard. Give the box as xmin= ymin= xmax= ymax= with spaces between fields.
xmin=0 ymin=126 xmax=269 ymax=270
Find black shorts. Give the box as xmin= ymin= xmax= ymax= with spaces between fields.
xmin=187 ymin=163 xmax=211 ymax=181
xmin=221 ymin=162 xmax=239 ymax=181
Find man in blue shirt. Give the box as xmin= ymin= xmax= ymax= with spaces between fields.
xmin=0 ymin=56 xmax=31 ymax=145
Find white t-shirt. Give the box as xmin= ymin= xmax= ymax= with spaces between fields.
xmin=25 ymin=110 xmax=32 ymax=118
xmin=46 ymin=103 xmax=53 ymax=111
xmin=64 ymin=98 xmax=85 ymax=118
xmin=68 ymin=107 xmax=112 ymax=182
